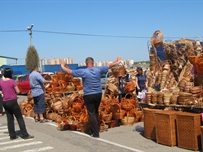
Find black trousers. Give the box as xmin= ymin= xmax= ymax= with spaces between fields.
xmin=83 ymin=93 xmax=102 ymax=137
xmin=0 ymin=94 xmax=3 ymax=113
xmin=3 ymin=99 xmax=29 ymax=138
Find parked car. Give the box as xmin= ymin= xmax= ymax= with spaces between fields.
xmin=101 ymin=72 xmax=109 ymax=89
xmin=17 ymin=74 xmax=30 ymax=94
xmin=13 ymin=74 xmax=25 ymax=83
xmin=17 ymin=73 xmax=50 ymax=94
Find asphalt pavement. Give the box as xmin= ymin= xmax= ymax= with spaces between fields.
xmin=0 ymin=95 xmax=197 ymax=152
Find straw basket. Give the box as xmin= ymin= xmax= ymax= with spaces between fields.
xmin=157 ymin=92 xmax=164 ymax=104
xmin=155 ymin=111 xmax=177 ymax=146
xmin=145 ymin=92 xmax=152 ymax=104
xmin=190 ymin=86 xmax=202 ymax=94
xmin=163 ymin=91 xmax=173 ymax=105
xmin=176 ymin=112 xmax=201 ymax=151
xmin=150 ymin=30 xmax=164 ymax=47
xmin=170 ymin=94 xmax=179 ymax=105
xmin=27 ymin=90 xmax=33 ymax=100
xmin=178 ymin=92 xmax=193 ymax=105
xmin=107 ymin=83 xmax=118 ymax=94
xmin=80 ymin=122 xmax=91 ymax=133
xmin=151 ymin=92 xmax=159 ymax=104
xmin=124 ymin=81 xmax=136 ymax=93
xmin=111 ymin=64 xmax=126 ymax=78
xmin=121 ymin=115 xmax=135 ymax=126
xmin=103 ymin=112 xmax=113 ymax=122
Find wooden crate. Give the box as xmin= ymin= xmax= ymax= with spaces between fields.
xmin=155 ymin=111 xmax=177 ymax=146
xmin=176 ymin=112 xmax=201 ymax=151
xmin=143 ymin=108 xmax=161 ymax=140
xmin=201 ymin=126 xmax=203 ymax=152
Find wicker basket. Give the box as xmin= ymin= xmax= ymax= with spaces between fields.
xmin=155 ymin=111 xmax=177 ymax=146
xmin=176 ymin=112 xmax=201 ymax=151
xmin=121 ymin=116 xmax=135 ymax=126
xmin=80 ymin=122 xmax=91 ymax=133
xmin=143 ymin=108 xmax=161 ymax=140
xmin=111 ymin=65 xmax=126 ymax=78
xmin=124 ymin=81 xmax=136 ymax=93
xmin=146 ymin=92 xmax=152 ymax=104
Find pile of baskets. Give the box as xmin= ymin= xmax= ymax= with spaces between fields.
xmin=100 ymin=92 xmax=143 ymax=128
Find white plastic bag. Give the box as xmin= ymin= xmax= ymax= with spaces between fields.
xmin=138 ymin=89 xmax=147 ymax=100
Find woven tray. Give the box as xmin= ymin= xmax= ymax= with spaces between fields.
xmin=143 ymin=108 xmax=161 ymax=140
xmin=155 ymin=111 xmax=177 ymax=146
xmin=176 ymin=112 xmax=201 ymax=151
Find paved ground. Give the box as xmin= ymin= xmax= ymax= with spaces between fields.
xmin=0 ymin=95 xmax=198 ymax=152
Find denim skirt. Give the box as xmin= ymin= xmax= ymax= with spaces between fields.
xmin=33 ymin=94 xmax=45 ymax=113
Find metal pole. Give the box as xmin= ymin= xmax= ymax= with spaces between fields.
xmin=27 ymin=24 xmax=34 ymax=46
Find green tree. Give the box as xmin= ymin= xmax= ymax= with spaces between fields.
xmin=25 ymin=45 xmax=39 ymax=72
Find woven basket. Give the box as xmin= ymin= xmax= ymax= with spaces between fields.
xmin=170 ymin=94 xmax=179 ymax=105
xmin=151 ymin=92 xmax=159 ymax=104
xmin=111 ymin=64 xmax=126 ymax=78
xmin=150 ymin=30 xmax=164 ymax=47
xmin=155 ymin=111 xmax=177 ymax=146
xmin=107 ymin=83 xmax=118 ymax=93
xmin=124 ymin=81 xmax=136 ymax=93
xmin=103 ymin=112 xmax=113 ymax=122
xmin=80 ymin=122 xmax=91 ymax=133
xmin=146 ymin=92 xmax=152 ymax=104
xmin=143 ymin=108 xmax=161 ymax=140
xmin=27 ymin=90 xmax=33 ymax=100
xmin=176 ymin=112 xmax=201 ymax=151
xmin=157 ymin=92 xmax=164 ymax=104
xmin=121 ymin=116 xmax=135 ymax=126
xmin=190 ymin=86 xmax=202 ymax=94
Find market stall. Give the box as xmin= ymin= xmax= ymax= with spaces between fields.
xmin=19 ymin=68 xmax=142 ymax=133
xmin=142 ymin=30 xmax=203 ymax=151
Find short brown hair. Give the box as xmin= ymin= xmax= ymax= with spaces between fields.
xmin=85 ymin=57 xmax=94 ymax=64
xmin=137 ymin=67 xmax=143 ymax=74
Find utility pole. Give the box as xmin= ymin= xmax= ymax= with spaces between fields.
xmin=27 ymin=24 xmax=34 ymax=46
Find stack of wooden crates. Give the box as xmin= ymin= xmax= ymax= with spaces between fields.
xmin=143 ymin=108 xmax=202 ymax=151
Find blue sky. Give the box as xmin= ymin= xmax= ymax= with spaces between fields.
xmin=0 ymin=0 xmax=203 ymax=65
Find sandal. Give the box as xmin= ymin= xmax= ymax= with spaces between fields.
xmin=40 ymin=119 xmax=49 ymax=123
xmin=34 ymin=118 xmax=39 ymax=122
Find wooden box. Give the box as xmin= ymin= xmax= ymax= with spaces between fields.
xmin=155 ymin=111 xmax=177 ymax=146
xmin=201 ymin=126 xmax=203 ymax=152
xmin=176 ymin=112 xmax=201 ymax=151
xmin=143 ymin=108 xmax=161 ymax=140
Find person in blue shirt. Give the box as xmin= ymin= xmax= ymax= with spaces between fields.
xmin=29 ymin=65 xmax=52 ymax=123
xmin=135 ymin=67 xmax=148 ymax=100
xmin=61 ymin=56 xmax=121 ymax=138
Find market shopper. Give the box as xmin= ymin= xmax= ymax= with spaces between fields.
xmin=135 ymin=67 xmax=148 ymax=100
xmin=0 ymin=69 xmax=4 ymax=116
xmin=0 ymin=68 xmax=34 ymax=140
xmin=29 ymin=65 xmax=52 ymax=123
xmin=118 ymin=71 xmax=133 ymax=102
xmin=0 ymin=89 xmax=3 ymax=116
xmin=61 ymin=56 xmax=121 ymax=138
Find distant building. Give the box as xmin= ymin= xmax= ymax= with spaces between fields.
xmin=47 ymin=58 xmax=74 ymax=65
xmin=0 ymin=58 xmax=6 ymax=65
